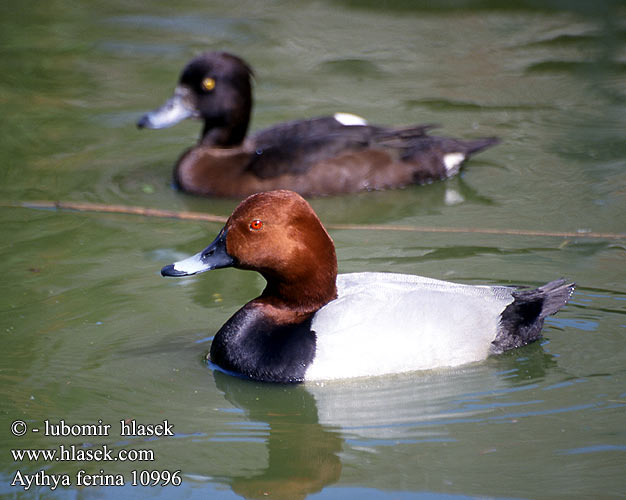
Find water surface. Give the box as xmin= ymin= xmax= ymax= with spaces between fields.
xmin=1 ymin=0 xmax=625 ymax=498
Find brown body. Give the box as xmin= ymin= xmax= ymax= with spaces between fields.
xmin=176 ymin=144 xmax=450 ymax=197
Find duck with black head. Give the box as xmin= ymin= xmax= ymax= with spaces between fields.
xmin=138 ymin=51 xmax=499 ymax=198
xmin=160 ymin=190 xmax=575 ymax=383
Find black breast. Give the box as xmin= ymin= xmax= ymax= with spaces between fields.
xmin=208 ymin=305 xmax=316 ymax=383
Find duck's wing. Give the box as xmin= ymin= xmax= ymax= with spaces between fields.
xmin=245 ymin=117 xmax=436 ymax=179
xmin=306 ymin=273 xmax=514 ymax=380
xmin=307 ymin=273 xmax=573 ymax=380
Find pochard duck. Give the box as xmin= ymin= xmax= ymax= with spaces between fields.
xmin=161 ymin=190 xmax=575 ymax=383
xmin=138 ymin=51 xmax=499 ymax=198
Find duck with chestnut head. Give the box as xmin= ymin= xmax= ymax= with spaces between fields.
xmin=161 ymin=190 xmax=574 ymax=383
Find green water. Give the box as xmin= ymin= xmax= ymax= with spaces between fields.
xmin=1 ymin=1 xmax=625 ymax=498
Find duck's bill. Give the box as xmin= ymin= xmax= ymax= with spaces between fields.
xmin=161 ymin=228 xmax=234 ymax=277
xmin=137 ymin=86 xmax=197 ymax=129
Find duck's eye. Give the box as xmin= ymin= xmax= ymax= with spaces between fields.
xmin=202 ymin=77 xmax=216 ymax=91
xmin=249 ymin=219 xmax=263 ymax=231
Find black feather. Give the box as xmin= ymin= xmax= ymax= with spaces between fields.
xmin=491 ymin=279 xmax=575 ymax=354
xmin=209 ymin=304 xmax=316 ymax=383
xmin=245 ymin=118 xmax=437 ymax=179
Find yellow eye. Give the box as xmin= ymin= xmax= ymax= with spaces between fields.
xmin=249 ymin=219 xmax=263 ymax=231
xmin=202 ymin=77 xmax=216 ymax=91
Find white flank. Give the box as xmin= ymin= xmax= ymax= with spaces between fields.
xmin=334 ymin=112 xmax=368 ymax=126
xmin=173 ymin=252 xmax=207 ymax=275
xmin=305 ymin=272 xmax=515 ymax=381
xmin=443 ymin=152 xmax=466 ymax=176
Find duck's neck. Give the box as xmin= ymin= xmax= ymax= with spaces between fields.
xmin=200 ymin=119 xmax=249 ymax=148
xmin=200 ymin=93 xmax=252 ymax=148
xmin=257 ymin=270 xmax=338 ymax=321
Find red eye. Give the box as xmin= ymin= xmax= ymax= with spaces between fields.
xmin=249 ymin=219 xmax=263 ymax=231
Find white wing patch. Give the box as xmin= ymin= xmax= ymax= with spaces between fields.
xmin=443 ymin=152 xmax=466 ymax=177
xmin=334 ymin=112 xmax=368 ymax=126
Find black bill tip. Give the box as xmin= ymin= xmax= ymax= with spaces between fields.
xmin=137 ymin=114 xmax=150 ymax=129
xmin=161 ymin=264 xmax=187 ymax=277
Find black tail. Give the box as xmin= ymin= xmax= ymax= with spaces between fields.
xmin=463 ymin=136 xmax=500 ymax=156
xmin=491 ymin=279 xmax=575 ymax=354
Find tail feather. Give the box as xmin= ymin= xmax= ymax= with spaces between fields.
xmin=534 ymin=279 xmax=576 ymax=317
xmin=491 ymin=279 xmax=575 ymax=354
xmin=464 ymin=136 xmax=500 ymax=156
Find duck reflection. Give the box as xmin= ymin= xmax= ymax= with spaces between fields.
xmin=213 ymin=370 xmax=342 ymax=500
xmin=211 ymin=341 xmax=559 ymax=499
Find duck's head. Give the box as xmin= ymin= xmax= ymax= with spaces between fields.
xmin=137 ymin=51 xmax=253 ymax=147
xmin=162 ymin=190 xmax=338 ymax=312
